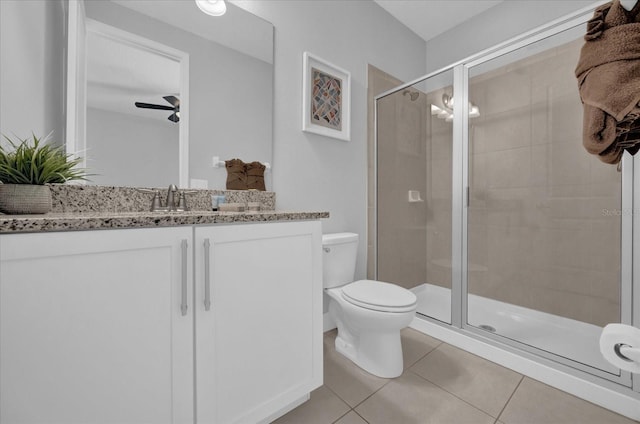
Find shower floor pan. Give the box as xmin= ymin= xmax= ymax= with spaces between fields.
xmin=412 ymin=283 xmax=618 ymax=375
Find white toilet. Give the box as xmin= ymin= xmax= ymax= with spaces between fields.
xmin=323 ymin=232 xmax=417 ymax=378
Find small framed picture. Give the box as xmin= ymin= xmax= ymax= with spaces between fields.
xmin=302 ymin=52 xmax=351 ymax=141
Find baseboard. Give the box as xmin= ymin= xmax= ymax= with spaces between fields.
xmin=409 ymin=317 xmax=640 ymax=421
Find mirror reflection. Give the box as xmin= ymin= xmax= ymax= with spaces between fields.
xmin=73 ymin=0 xmax=274 ymax=189
xmin=85 ymin=22 xmax=182 ymax=187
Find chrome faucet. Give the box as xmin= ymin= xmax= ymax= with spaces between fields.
xmin=166 ymin=184 xmax=178 ymax=211
xmin=138 ymin=185 xmax=196 ymax=212
xmin=175 ymin=189 xmax=197 ymax=212
xmin=136 ymin=188 xmax=165 ymax=212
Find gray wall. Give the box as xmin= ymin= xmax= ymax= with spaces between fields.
xmin=236 ymin=0 xmax=428 ymax=281
xmin=0 ymin=0 xmax=66 ymax=144
xmin=86 ymin=107 xmax=179 ymax=187
xmin=85 ymin=1 xmax=273 ymax=190
xmin=425 ymin=0 xmax=597 ymax=73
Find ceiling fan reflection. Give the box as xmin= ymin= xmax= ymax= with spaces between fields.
xmin=134 ymin=95 xmax=180 ymax=123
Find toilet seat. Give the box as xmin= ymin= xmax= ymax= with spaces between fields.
xmin=341 ymin=280 xmax=417 ymax=313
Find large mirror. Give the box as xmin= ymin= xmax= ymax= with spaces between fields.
xmin=67 ymin=0 xmax=274 ymax=189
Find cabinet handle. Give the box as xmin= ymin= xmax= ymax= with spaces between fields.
xmin=181 ymin=239 xmax=188 ymax=316
xmin=204 ymin=238 xmax=211 ymax=311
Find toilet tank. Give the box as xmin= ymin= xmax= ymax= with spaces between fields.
xmin=322 ymin=232 xmax=359 ymax=288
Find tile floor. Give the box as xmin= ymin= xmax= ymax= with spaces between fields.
xmin=274 ymin=328 xmax=638 ymax=424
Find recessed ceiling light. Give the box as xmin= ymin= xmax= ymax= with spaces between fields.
xmin=195 ymin=0 xmax=227 ymax=17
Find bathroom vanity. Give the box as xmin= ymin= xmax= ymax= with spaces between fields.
xmin=0 ymin=210 xmax=327 ymax=423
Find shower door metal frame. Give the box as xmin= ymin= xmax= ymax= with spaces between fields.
xmin=374 ymin=0 xmax=636 ymax=390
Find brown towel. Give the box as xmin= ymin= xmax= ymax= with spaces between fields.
xmin=246 ymin=161 xmax=266 ymax=191
xmin=225 ymin=159 xmax=247 ymax=190
xmin=575 ymin=0 xmax=640 ymax=164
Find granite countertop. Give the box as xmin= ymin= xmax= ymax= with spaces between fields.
xmin=0 ymin=210 xmax=330 ymax=234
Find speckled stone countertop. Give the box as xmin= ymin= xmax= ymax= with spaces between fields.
xmin=0 ymin=210 xmax=330 ymax=234
xmin=48 ymin=184 xmax=277 ymax=213
xmin=0 ymin=184 xmax=328 ymax=233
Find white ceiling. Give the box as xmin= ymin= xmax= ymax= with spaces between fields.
xmin=374 ymin=0 xmax=504 ymax=41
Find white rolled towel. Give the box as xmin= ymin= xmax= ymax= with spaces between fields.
xmin=599 ymin=323 xmax=640 ymax=373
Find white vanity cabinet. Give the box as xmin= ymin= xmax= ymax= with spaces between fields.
xmin=0 ymin=220 xmax=323 ymax=424
xmin=194 ymin=221 xmax=323 ymax=423
xmin=0 ymin=227 xmax=194 ymax=424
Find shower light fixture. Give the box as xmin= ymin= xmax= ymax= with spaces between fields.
xmin=431 ymin=104 xmax=453 ymax=121
xmin=195 ymin=0 xmax=227 ymax=16
xmin=432 ymin=93 xmax=480 ymax=121
xmin=442 ymin=93 xmax=454 ymax=109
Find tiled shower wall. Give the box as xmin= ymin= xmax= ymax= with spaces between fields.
xmin=467 ymin=39 xmax=621 ymax=327
xmin=424 ymin=88 xmax=453 ymax=291
xmin=376 ymin=86 xmax=429 ymax=290
xmin=375 ymin=77 xmax=454 ymax=292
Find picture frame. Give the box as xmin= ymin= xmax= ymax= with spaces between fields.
xmin=302 ymin=52 xmax=351 ymax=141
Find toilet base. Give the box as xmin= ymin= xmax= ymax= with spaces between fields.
xmin=326 ymin=285 xmax=415 ymax=379
xmin=334 ymin=330 xmax=404 ymax=379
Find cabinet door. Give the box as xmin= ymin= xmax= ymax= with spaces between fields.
xmin=195 ymin=221 xmax=323 ymax=424
xmin=0 ymin=227 xmax=194 ymax=424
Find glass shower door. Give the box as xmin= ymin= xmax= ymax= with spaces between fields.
xmin=376 ymin=70 xmax=454 ymax=323
xmin=465 ymin=26 xmax=626 ymax=376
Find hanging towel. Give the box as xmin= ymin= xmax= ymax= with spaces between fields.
xmin=225 ymin=158 xmax=248 ymax=190
xmin=246 ymin=161 xmax=266 ymax=191
xmin=575 ymin=0 xmax=640 ymax=164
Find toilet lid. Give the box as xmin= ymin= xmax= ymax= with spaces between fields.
xmin=342 ymin=280 xmax=417 ymax=313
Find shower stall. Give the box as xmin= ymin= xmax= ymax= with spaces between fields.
xmin=373 ymin=4 xmax=639 ymax=409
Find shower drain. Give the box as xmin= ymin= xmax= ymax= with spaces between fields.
xmin=478 ymin=324 xmax=496 ymax=333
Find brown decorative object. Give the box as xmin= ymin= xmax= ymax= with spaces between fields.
xmin=575 ymin=0 xmax=640 ymax=165
xmin=0 ymin=184 xmax=52 ymax=214
xmin=246 ymin=161 xmax=266 ymax=191
xmin=225 ymin=159 xmax=248 ymax=190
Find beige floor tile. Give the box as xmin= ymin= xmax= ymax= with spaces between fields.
xmin=323 ymin=332 xmax=390 ymax=407
xmin=324 ymin=329 xmax=338 ymax=339
xmin=356 ymin=372 xmax=495 ymax=424
xmin=410 ymin=343 xmax=522 ymax=418
xmin=272 ymin=386 xmax=350 ymax=424
xmin=500 ymin=377 xmax=638 ymax=424
xmin=334 ymin=411 xmax=369 ymax=424
xmin=401 ymin=327 xmax=442 ymax=369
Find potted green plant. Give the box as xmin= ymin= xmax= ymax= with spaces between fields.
xmin=0 ymin=134 xmax=87 ymax=214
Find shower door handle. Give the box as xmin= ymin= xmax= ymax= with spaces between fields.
xmin=203 ymin=238 xmax=211 ymax=311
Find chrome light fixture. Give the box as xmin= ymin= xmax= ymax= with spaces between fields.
xmin=195 ymin=0 xmax=227 ymax=16
xmin=432 ymin=93 xmax=480 ymax=122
